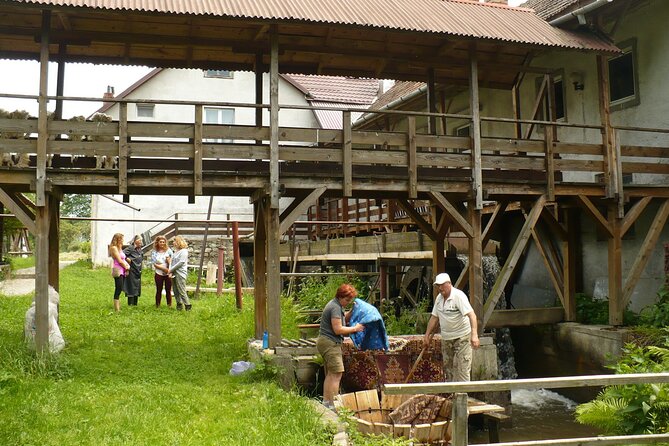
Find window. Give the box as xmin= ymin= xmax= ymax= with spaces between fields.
xmin=608 ymin=39 xmax=639 ymax=110
xmin=454 ymin=124 xmax=470 ymax=137
xmin=204 ymin=107 xmax=235 ymax=143
xmin=204 ymin=70 xmax=233 ymax=79
xmin=136 ymin=104 xmax=154 ymax=118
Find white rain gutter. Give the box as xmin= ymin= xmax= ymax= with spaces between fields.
xmin=549 ymin=0 xmax=613 ymax=26
xmin=354 ymin=84 xmax=428 ymax=127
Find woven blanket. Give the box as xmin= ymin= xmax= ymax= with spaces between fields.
xmin=349 ymin=298 xmax=389 ymax=351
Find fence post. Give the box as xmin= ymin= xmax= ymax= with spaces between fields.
xmin=217 ymin=246 xmax=225 ymax=296
xmin=451 ymin=392 xmax=468 ymax=446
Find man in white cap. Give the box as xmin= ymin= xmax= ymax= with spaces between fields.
xmin=423 ymin=272 xmax=479 ymax=381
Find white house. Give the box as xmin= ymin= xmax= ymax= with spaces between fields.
xmin=90 ymin=69 xmax=380 ymax=265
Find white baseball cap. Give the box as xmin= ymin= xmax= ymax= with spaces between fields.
xmin=434 ymin=273 xmax=451 ymax=285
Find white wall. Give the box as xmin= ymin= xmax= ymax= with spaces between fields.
xmin=91 ymin=69 xmax=315 ymax=265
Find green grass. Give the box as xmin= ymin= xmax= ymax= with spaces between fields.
xmin=0 ymin=261 xmax=332 ymax=446
xmin=8 ymin=255 xmax=35 ymax=270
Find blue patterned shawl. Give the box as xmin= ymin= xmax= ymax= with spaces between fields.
xmin=349 ymin=298 xmax=389 ymax=351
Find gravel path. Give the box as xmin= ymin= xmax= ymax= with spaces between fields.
xmin=0 ymin=261 xmax=76 ymax=296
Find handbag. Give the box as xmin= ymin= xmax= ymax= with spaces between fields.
xmin=111 ymin=266 xmax=122 ymax=278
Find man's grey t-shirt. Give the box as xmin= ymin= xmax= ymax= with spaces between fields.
xmin=319 ymin=298 xmax=344 ymax=343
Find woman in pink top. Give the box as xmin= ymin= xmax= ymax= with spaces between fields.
xmin=108 ymin=233 xmax=130 ymax=312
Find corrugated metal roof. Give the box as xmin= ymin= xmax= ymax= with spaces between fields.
xmin=10 ymin=0 xmax=616 ymax=51
xmin=519 ymin=0 xmax=578 ymax=20
xmin=285 ymin=75 xmax=379 ymax=105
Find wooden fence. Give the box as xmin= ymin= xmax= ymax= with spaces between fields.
xmin=385 ymin=372 xmax=669 ymax=446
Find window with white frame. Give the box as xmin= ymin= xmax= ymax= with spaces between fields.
xmin=204 ymin=107 xmax=235 ymax=143
xmin=136 ymin=103 xmax=155 ymax=118
xmin=608 ymin=39 xmax=639 ymax=110
xmin=204 ymin=70 xmax=233 ymax=79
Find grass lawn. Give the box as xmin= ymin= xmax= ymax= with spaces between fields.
xmin=0 ymin=261 xmax=334 ymax=446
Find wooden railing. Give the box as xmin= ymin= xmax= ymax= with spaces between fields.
xmin=385 ymin=372 xmax=669 ymax=446
xmin=1 ymin=95 xmax=668 ymax=200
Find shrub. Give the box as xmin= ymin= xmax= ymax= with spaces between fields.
xmin=292 ymin=272 xmax=367 ymax=310
xmin=575 ymin=293 xmax=638 ymax=326
xmin=639 ymin=282 xmax=669 ymax=328
xmin=575 ymin=329 xmax=669 ymax=435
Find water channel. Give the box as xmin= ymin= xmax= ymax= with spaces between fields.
xmin=469 ymin=388 xmax=599 ymax=443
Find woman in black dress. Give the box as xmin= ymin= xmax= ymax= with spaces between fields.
xmin=123 ymin=235 xmax=143 ymax=306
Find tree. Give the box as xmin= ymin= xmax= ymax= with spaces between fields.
xmin=61 ymin=194 xmax=91 ymax=217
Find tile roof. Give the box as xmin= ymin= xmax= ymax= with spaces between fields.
xmin=519 ymin=0 xmax=579 ymax=20
xmin=10 ymin=0 xmax=616 ymax=52
xmin=369 ymin=82 xmax=426 ymax=111
xmin=284 ymin=75 xmax=379 ymax=105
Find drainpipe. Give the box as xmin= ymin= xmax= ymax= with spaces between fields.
xmin=549 ymin=0 xmax=613 ymax=26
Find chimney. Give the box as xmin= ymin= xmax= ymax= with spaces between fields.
xmin=103 ymin=85 xmax=114 ymax=105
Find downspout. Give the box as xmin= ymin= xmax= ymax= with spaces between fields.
xmin=549 ymin=0 xmax=613 ymax=26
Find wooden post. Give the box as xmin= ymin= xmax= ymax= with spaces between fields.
xmin=193 ymin=105 xmax=203 ymax=196
xmin=597 ymin=55 xmax=617 ymax=200
xmin=427 ymin=67 xmax=437 ymax=135
xmin=407 ymin=116 xmax=417 ymax=199
xmin=253 ymin=199 xmax=267 ymax=338
xmin=194 ymin=195 xmax=212 ymax=299
xmin=468 ymin=201 xmax=483 ymax=331
xmin=269 ymin=25 xmax=280 ymax=209
xmin=217 ymin=246 xmax=225 ymax=296
xmin=469 ymin=46 xmax=483 ymax=210
xmin=36 ymin=10 xmax=51 ymax=207
xmin=563 ymin=208 xmax=577 ymax=321
xmin=451 ymin=393 xmax=468 ymax=446
xmin=232 ymin=221 xmax=243 ymax=310
xmin=48 ymin=194 xmax=59 ymax=291
xmin=544 ymin=124 xmax=555 ymax=201
xmin=432 ymin=204 xmax=446 ymax=291
xmin=267 ymin=202 xmax=281 ymax=346
xmin=118 ymin=102 xmax=128 ymax=195
xmin=608 ymin=204 xmax=623 ymax=325
xmin=255 ymin=52 xmax=264 ymax=133
xmin=54 ymin=44 xmax=66 ymax=120
xmin=343 ymin=110 xmax=352 ymax=197
xmin=379 ymin=264 xmax=387 ymax=306
xmin=35 ymin=195 xmax=50 ymax=353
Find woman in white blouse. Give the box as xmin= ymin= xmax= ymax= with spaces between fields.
xmin=151 ymin=235 xmax=173 ymax=307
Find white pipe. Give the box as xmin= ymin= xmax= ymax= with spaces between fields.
xmin=549 ymin=0 xmax=613 ymax=26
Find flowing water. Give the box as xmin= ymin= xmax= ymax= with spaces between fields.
xmin=469 ymin=388 xmax=600 ymax=443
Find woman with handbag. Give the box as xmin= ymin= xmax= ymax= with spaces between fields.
xmin=109 ymin=233 xmax=130 ymax=312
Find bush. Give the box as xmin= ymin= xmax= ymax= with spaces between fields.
xmin=639 ymin=282 xmax=669 ymax=328
xmin=292 ymin=272 xmax=367 ymax=310
xmin=575 ymin=293 xmax=639 ymax=326
xmin=575 ymin=329 xmax=669 ymax=435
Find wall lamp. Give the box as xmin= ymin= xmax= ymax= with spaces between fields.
xmin=570 ymin=71 xmax=585 ymax=91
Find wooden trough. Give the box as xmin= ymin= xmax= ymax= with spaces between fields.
xmin=334 ymin=390 xmax=452 ymax=444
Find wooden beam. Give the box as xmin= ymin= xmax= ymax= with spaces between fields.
xmin=0 ymin=188 xmax=36 ymax=234
xmin=118 ymin=102 xmax=128 ymax=194
xmin=621 ymin=196 xmax=652 ymax=237
xmin=469 ymin=47 xmax=483 ymax=209
xmin=544 ymin=124 xmax=555 ymax=201
xmin=396 ymin=199 xmax=438 ymax=240
xmin=35 ymin=195 xmax=50 ymax=353
xmin=575 ymin=195 xmax=612 ymax=237
xmin=36 ymin=10 xmax=51 ymax=207
xmin=597 ymin=55 xmax=616 ymax=200
xmin=279 ymin=186 xmax=326 ymax=235
xmin=607 ymin=204 xmax=623 ymax=325
xmin=193 ymin=104 xmax=203 ymax=196
xmin=427 ymin=67 xmax=437 ymax=135
xmin=482 ymin=201 xmax=508 ymax=246
xmin=253 ymin=199 xmax=267 ymax=339
xmin=428 ymin=191 xmax=473 ymax=238
xmin=267 ymin=203 xmax=281 ymax=346
xmin=540 ymin=206 xmax=567 ymax=241
xmin=468 ymin=202 xmax=483 ymax=330
xmin=487 ymin=307 xmax=564 ymax=328
xmin=483 ymin=195 xmax=546 ymax=327
xmin=407 ymin=116 xmax=417 ymax=199
xmin=530 ymin=225 xmax=564 ymax=306
xmin=523 ymin=75 xmax=548 ymax=140
xmin=269 ymin=25 xmax=280 ymax=209
xmin=622 ymin=198 xmax=669 ymax=307
xmin=343 ymin=110 xmax=352 ymax=197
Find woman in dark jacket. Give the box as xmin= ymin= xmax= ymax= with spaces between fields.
xmin=123 ymin=235 xmax=143 ymax=306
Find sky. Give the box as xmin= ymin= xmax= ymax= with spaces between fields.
xmin=1 ymin=0 xmax=525 ymax=117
